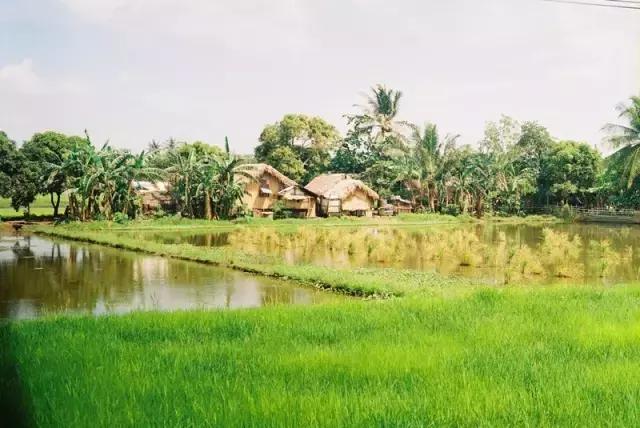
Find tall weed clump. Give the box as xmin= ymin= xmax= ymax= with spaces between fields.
xmin=539 ymin=228 xmax=583 ymax=278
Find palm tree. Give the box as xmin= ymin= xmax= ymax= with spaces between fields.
xmin=166 ymin=148 xmax=200 ymax=217
xmin=604 ymin=95 xmax=640 ymax=188
xmin=407 ymin=123 xmax=459 ymax=211
xmin=63 ymin=138 xmax=103 ymax=220
xmin=120 ymin=151 xmax=165 ymax=216
xmin=200 ymin=138 xmax=254 ymax=219
xmin=354 ymin=84 xmax=408 ymax=141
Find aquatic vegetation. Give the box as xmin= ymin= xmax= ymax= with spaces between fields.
xmin=539 ymin=228 xmax=584 ymax=278
xmin=506 ymin=245 xmax=544 ymax=282
xmin=37 ymin=220 xmax=640 ymax=286
xmin=588 ymin=240 xmax=620 ymax=278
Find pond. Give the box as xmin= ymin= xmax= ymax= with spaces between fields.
xmin=138 ymin=222 xmax=640 ymax=285
xmin=0 ymin=231 xmax=339 ymax=320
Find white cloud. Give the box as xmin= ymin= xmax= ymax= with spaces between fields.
xmin=0 ymin=59 xmax=42 ymax=94
xmin=59 ymin=0 xmax=310 ymax=51
xmin=0 ymin=59 xmax=89 ymax=96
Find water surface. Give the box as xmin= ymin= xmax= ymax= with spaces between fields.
xmin=0 ymin=231 xmax=338 ymax=320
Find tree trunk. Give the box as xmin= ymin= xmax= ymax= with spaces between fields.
xmin=428 ymin=185 xmax=436 ymax=212
xmin=51 ymin=192 xmax=61 ymax=218
xmin=204 ymin=189 xmax=212 ymax=220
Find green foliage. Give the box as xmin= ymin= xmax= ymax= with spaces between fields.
xmin=166 ymin=139 xmax=251 ymax=220
xmin=540 ymin=141 xmax=601 ymax=204
xmin=255 ymin=114 xmax=339 ymax=183
xmin=0 ymin=131 xmax=19 ymax=198
xmin=604 ymin=95 xmax=640 ymax=188
xmin=20 ymin=131 xmax=87 ymax=216
xmin=271 ymin=200 xmax=292 ymax=219
xmin=113 ymin=212 xmax=129 ymax=224
xmin=0 ymin=131 xmax=39 ymax=211
xmin=264 ymin=146 xmax=305 ymax=182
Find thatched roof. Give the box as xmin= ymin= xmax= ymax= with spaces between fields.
xmin=134 ymin=181 xmax=169 ymax=193
xmin=237 ymin=163 xmax=297 ymax=187
xmin=305 ymin=174 xmax=379 ymax=200
xmin=390 ymin=195 xmax=412 ymax=205
xmin=277 ymin=185 xmax=316 ymax=199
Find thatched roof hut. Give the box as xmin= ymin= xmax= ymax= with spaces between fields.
xmin=305 ymin=173 xmax=379 ymax=217
xmin=389 ymin=195 xmax=413 ymax=214
xmin=237 ymin=164 xmax=316 ymax=217
xmin=238 ymin=163 xmax=296 ymax=189
xmin=133 ymin=181 xmax=173 ymax=213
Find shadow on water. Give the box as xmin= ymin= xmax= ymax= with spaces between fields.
xmin=0 ymin=322 xmax=32 ymax=428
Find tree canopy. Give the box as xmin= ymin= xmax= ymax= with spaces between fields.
xmin=255 ymin=114 xmax=340 ymax=183
xmin=2 ymin=87 xmax=640 ymax=220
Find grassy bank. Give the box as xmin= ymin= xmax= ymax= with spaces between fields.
xmin=39 ymin=212 xmax=558 ymax=230
xmin=4 ymin=286 xmax=640 ymax=426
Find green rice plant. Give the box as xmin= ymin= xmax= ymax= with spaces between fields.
xmin=7 ymin=286 xmax=640 ymax=427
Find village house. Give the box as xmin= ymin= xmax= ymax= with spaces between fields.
xmin=238 ymin=163 xmax=316 ymax=218
xmin=133 ymin=181 xmax=174 ymax=214
xmin=389 ymin=195 xmax=413 ymax=214
xmin=304 ymin=173 xmax=379 ymax=217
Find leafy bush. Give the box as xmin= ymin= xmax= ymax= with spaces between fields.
xmin=153 ymin=207 xmax=167 ymax=219
xmin=442 ymin=204 xmax=461 ymax=216
xmin=559 ymin=204 xmax=576 ymax=222
xmin=272 ymin=201 xmax=292 ymax=220
xmin=113 ymin=212 xmax=129 ymax=224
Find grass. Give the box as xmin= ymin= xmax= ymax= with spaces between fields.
xmin=0 ymin=207 xmax=54 ymax=220
xmin=10 ymin=216 xmax=636 ymax=427
xmin=4 ymin=286 xmax=640 ymax=426
xmin=44 ymin=212 xmax=558 ymax=231
xmin=0 ymin=194 xmax=69 ymax=220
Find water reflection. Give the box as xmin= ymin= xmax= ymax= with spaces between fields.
xmin=0 ymin=232 xmax=336 ymax=320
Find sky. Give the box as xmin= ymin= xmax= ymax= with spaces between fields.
xmin=0 ymin=0 xmax=639 ymax=154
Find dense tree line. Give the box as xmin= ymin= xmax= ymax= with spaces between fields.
xmin=1 ymin=86 xmax=639 ymax=219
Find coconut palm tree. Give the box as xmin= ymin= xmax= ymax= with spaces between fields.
xmin=604 ymin=95 xmax=640 ymax=188
xmin=354 ymin=84 xmax=408 ymax=141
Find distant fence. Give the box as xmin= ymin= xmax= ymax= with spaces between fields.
xmin=526 ymin=205 xmax=640 ymax=223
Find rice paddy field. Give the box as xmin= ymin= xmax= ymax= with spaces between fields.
xmin=4 ymin=216 xmax=640 ymax=427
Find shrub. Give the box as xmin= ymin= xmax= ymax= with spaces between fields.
xmin=113 ymin=212 xmax=129 ymax=224
xmin=153 ymin=207 xmax=167 ymax=219
xmin=272 ymin=201 xmax=292 ymax=220
xmin=442 ymin=204 xmax=461 ymax=216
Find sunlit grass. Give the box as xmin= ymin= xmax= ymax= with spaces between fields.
xmin=4 ymin=286 xmax=640 ymax=426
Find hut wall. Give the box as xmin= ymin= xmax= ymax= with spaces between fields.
xmin=341 ymin=189 xmax=374 ymax=214
xmin=241 ymin=173 xmax=282 ymax=213
xmin=393 ymin=203 xmax=413 ymax=214
xmin=320 ymin=198 xmax=342 ymax=216
xmin=283 ymin=198 xmax=316 ymax=218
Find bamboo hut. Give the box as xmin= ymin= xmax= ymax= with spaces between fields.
xmin=133 ymin=181 xmax=174 ymax=214
xmin=305 ymin=173 xmax=379 ymax=217
xmin=389 ymin=196 xmax=413 ymax=214
xmin=238 ymin=164 xmax=316 ymax=217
